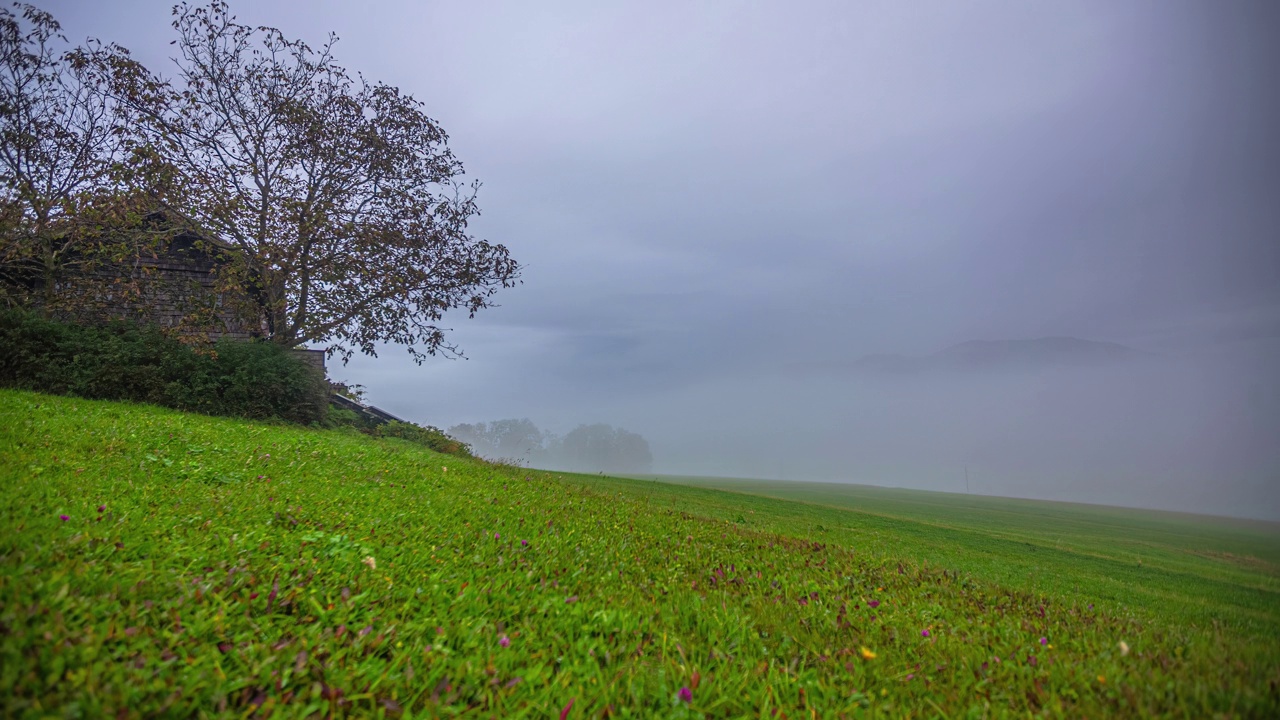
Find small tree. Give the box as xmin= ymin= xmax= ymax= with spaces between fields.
xmin=100 ymin=1 xmax=519 ymax=362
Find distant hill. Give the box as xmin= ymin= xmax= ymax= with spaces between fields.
xmin=854 ymin=337 xmax=1151 ymax=373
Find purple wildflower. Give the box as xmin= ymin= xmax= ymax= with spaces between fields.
xmin=97 ymin=505 xmax=105 ymax=513
xmin=59 ymin=514 xmax=69 ymax=521
xmin=678 ymin=686 xmax=692 ymax=703
xmin=868 ymin=600 xmax=880 ymax=609
xmin=921 ymin=629 xmax=930 ymax=638
xmin=494 ymin=532 xmax=500 ymax=540
xmin=499 ymin=634 xmax=510 ymax=648
xmin=1040 ymin=636 xmax=1048 ymax=646
xmin=521 ymin=539 xmax=528 ymax=547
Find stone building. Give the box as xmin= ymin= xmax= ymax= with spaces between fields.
xmin=12 ymin=215 xmax=265 ymax=342
xmin=124 ymin=229 xmax=264 ymax=341
xmin=12 ymin=214 xmax=345 ymax=384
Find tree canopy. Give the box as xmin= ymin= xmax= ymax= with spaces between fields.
xmin=0 ymin=3 xmax=152 ymax=313
xmin=12 ymin=1 xmax=520 ymax=361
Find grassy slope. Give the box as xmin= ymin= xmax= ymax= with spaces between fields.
xmin=1 ymin=390 xmax=1277 ymax=718
xmin=609 ymin=476 xmax=1280 ymax=640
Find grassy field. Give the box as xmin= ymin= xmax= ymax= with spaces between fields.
xmin=2 ymin=389 xmax=1278 ymax=718
xmin=612 ymin=475 xmax=1280 ymax=640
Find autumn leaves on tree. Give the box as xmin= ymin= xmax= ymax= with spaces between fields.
xmin=0 ymin=1 xmax=519 ymax=361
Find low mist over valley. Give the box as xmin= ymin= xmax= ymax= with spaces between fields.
xmin=424 ymin=334 xmax=1278 ymax=520
xmin=634 ymin=337 xmax=1279 ymax=520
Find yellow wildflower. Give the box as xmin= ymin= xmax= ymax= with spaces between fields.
xmin=860 ymin=646 xmax=876 ymax=660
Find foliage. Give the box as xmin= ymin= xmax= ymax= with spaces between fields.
xmin=374 ymin=420 xmax=472 ymax=458
xmin=328 ymin=379 xmax=366 ymax=402
xmin=0 ymin=4 xmax=252 ymax=340
xmin=0 ymin=308 xmax=327 ymax=423
xmin=3 ymin=389 xmax=1276 ymax=717
xmin=92 ymin=1 xmax=520 ymax=362
xmin=322 ymin=403 xmax=363 ymax=429
xmin=182 ymin=333 xmax=331 ymax=424
xmin=322 ymin=395 xmax=471 ymax=458
xmin=0 ymin=3 xmax=155 ymax=314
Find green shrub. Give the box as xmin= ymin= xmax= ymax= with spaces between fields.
xmin=324 ymin=403 xmax=365 ymax=429
xmin=375 ymin=420 xmax=472 ymax=457
xmin=192 ymin=339 xmax=330 ymax=423
xmin=321 ymin=400 xmax=471 ymax=457
xmin=0 ymin=308 xmax=328 ymax=424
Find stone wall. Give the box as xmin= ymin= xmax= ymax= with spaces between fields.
xmin=290 ymin=349 xmax=326 ymax=373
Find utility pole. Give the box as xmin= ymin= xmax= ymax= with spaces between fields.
xmin=965 ymin=465 xmax=970 ymax=494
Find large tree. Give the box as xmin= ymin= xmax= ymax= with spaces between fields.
xmin=100 ymin=1 xmax=518 ymax=362
xmin=0 ymin=3 xmax=156 ymax=313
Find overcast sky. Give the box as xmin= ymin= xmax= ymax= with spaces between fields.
xmin=48 ymin=0 xmax=1280 ymax=518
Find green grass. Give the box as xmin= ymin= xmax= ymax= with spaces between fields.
xmin=609 ymin=475 xmax=1280 ymax=640
xmin=2 ymin=389 xmax=1278 ymax=718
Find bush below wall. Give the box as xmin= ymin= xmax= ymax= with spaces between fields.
xmin=0 ymin=309 xmax=329 ymax=425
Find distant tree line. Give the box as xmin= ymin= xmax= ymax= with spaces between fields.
xmin=447 ymin=419 xmax=653 ymax=475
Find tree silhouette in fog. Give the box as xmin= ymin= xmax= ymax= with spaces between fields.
xmin=448 ymin=419 xmax=652 ymax=474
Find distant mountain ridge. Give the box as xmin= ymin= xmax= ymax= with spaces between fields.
xmin=855 ymin=337 xmax=1150 ymax=373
